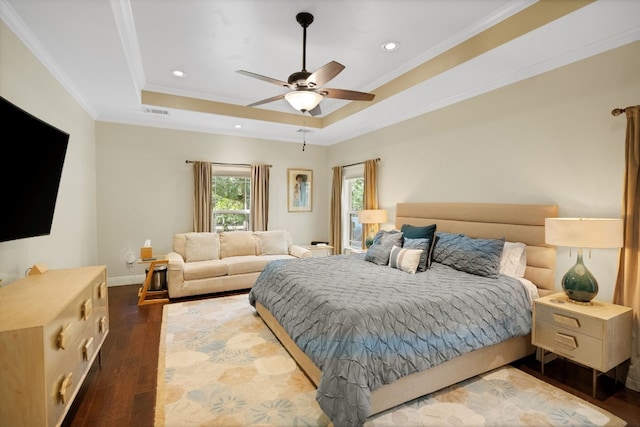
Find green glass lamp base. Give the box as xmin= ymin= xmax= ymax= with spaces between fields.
xmin=562 ymin=249 xmax=598 ymax=304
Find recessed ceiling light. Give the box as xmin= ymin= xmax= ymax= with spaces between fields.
xmin=171 ymin=69 xmax=185 ymax=77
xmin=381 ymin=41 xmax=399 ymax=51
xmin=233 ymin=124 xmax=242 ymax=129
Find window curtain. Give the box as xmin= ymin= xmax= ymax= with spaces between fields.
xmin=250 ymin=164 xmax=270 ymax=231
xmin=330 ymin=166 xmax=343 ymax=254
xmin=193 ymin=161 xmax=212 ymax=232
xmin=362 ymin=159 xmax=380 ymax=247
xmin=613 ymin=105 xmax=640 ymax=392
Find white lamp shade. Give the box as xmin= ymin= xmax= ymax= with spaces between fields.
xmin=284 ymin=91 xmax=323 ymax=112
xmin=358 ymin=209 xmax=388 ymax=224
xmin=545 ymin=218 xmax=623 ymax=248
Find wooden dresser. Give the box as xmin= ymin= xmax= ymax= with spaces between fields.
xmin=0 ymin=266 xmax=109 ymax=426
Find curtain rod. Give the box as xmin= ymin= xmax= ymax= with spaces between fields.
xmin=611 ymin=107 xmax=627 ymax=116
xmin=185 ymin=160 xmax=272 ymax=167
xmin=340 ymin=157 xmax=381 ymax=168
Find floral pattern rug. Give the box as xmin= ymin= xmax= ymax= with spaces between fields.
xmin=155 ymin=294 xmax=626 ymax=426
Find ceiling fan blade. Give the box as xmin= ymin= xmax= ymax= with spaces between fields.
xmin=321 ymin=88 xmax=375 ymax=101
xmin=247 ymin=94 xmax=286 ymax=107
xmin=307 ymin=104 xmax=322 ymax=116
xmin=237 ymin=70 xmax=291 ymax=88
xmin=306 ymin=61 xmax=345 ymax=88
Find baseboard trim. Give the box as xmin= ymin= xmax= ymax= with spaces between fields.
xmin=108 ymin=274 xmax=145 ymax=287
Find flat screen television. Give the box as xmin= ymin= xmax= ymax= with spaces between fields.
xmin=0 ymin=96 xmax=69 ymax=242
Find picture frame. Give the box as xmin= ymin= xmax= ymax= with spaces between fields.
xmin=287 ymin=168 xmax=312 ymax=212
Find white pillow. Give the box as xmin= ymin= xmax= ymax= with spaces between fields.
xmin=499 ymin=241 xmax=527 ymax=278
xmin=185 ymin=232 xmax=220 ymax=262
xmin=255 ymin=230 xmax=289 ymax=255
xmin=388 ymin=245 xmax=422 ymax=274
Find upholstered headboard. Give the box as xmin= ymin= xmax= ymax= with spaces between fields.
xmin=395 ymin=202 xmax=558 ymax=294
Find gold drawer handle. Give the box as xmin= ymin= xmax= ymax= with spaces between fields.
xmin=57 ymin=323 xmax=71 ymax=350
xmin=97 ymin=281 xmax=107 ymax=299
xmin=59 ymin=372 xmax=73 ymax=404
xmin=81 ymin=299 xmax=93 ymax=320
xmin=83 ymin=337 xmax=94 ymax=361
xmin=99 ymin=316 xmax=107 ymax=334
xmin=552 ymin=313 xmax=580 ymax=328
xmin=555 ymin=332 xmax=578 ymax=350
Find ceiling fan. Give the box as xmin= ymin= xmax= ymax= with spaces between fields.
xmin=237 ymin=12 xmax=375 ymax=116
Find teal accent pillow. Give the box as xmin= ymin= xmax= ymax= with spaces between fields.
xmin=400 ymin=224 xmax=437 ymax=268
xmin=402 ymin=237 xmax=429 ymax=272
xmin=365 ymin=231 xmax=403 ymax=265
xmin=433 ymin=232 xmax=505 ymax=278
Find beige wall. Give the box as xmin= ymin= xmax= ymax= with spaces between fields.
xmin=0 ymin=20 xmax=97 ymax=285
xmin=328 ymin=40 xmax=640 ymax=302
xmin=95 ymin=122 xmax=328 ymax=282
xmin=2 ymin=12 xmax=638 ymax=303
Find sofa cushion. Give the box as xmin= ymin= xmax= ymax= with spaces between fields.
xmin=220 ymin=231 xmax=257 ymax=258
xmin=224 ymin=256 xmax=268 ymax=275
xmin=185 ymin=232 xmax=220 ymax=262
xmin=173 ymin=233 xmax=187 ymax=259
xmin=254 ymin=230 xmax=289 ymax=255
xmin=183 ymin=259 xmax=228 ymax=281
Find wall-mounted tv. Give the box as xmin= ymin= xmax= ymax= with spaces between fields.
xmin=0 ymin=96 xmax=69 ymax=243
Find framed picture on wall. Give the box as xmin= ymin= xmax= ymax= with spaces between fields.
xmin=288 ymin=168 xmax=312 ymax=212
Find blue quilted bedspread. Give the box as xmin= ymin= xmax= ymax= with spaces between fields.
xmin=248 ymin=254 xmax=532 ymax=426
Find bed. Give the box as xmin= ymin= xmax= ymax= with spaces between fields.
xmin=248 ymin=202 xmax=558 ymax=426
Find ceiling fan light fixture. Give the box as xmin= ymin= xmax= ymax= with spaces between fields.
xmin=285 ymin=91 xmax=323 ymax=112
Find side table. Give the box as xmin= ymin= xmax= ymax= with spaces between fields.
xmin=302 ymin=244 xmax=334 ymax=257
xmin=532 ymin=292 xmax=632 ymax=398
xmin=137 ymin=255 xmax=170 ymax=305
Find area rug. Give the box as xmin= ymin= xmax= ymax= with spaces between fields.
xmin=155 ymin=294 xmax=626 ymax=426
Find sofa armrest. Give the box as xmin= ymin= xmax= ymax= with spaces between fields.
xmin=289 ymin=245 xmax=312 ymax=258
xmin=166 ymin=252 xmax=185 ymax=297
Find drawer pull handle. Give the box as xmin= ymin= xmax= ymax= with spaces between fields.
xmin=555 ymin=332 xmax=578 ymax=350
xmin=57 ymin=323 xmax=71 ymax=350
xmin=83 ymin=337 xmax=94 ymax=361
xmin=99 ymin=316 xmax=107 ymax=334
xmin=59 ymin=373 xmax=73 ymax=404
xmin=97 ymin=281 xmax=107 ymax=299
xmin=82 ymin=299 xmax=93 ymax=320
xmin=552 ymin=313 xmax=580 ymax=328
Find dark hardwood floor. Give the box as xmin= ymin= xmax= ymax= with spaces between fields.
xmin=63 ymin=284 xmax=640 ymax=427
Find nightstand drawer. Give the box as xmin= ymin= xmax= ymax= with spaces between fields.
xmin=535 ymin=302 xmax=603 ymax=339
xmin=534 ymin=321 xmax=603 ymax=369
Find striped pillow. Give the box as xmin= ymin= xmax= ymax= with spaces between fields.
xmin=388 ymin=245 xmax=422 ymax=274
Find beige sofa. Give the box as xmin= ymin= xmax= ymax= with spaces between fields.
xmin=167 ymin=230 xmax=311 ymax=298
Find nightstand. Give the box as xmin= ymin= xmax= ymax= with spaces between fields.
xmin=532 ymin=292 xmax=632 ymax=398
xmin=301 ymin=244 xmax=334 ymax=257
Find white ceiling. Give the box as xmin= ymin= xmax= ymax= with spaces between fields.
xmin=2 ymin=0 xmax=639 ymax=146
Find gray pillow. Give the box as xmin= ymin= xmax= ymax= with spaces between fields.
xmin=402 ymin=237 xmax=429 ymax=272
xmin=365 ymin=231 xmax=404 ymax=265
xmin=432 ymin=232 xmax=505 ymax=278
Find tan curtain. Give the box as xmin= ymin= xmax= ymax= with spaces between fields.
xmin=251 ymin=164 xmax=270 ymax=231
xmin=193 ymin=161 xmax=212 ymax=232
xmin=362 ymin=159 xmax=380 ymax=247
xmin=330 ymin=166 xmax=343 ymax=254
xmin=613 ymin=105 xmax=640 ymax=392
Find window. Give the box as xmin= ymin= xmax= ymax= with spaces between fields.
xmin=212 ymin=166 xmax=251 ymax=232
xmin=342 ymin=165 xmax=364 ymax=250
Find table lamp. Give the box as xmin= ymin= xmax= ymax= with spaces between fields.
xmin=358 ymin=209 xmax=388 ymax=247
xmin=545 ymin=218 xmax=623 ymax=304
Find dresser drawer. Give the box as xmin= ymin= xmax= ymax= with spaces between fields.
xmin=533 ymin=321 xmax=603 ymax=370
xmin=535 ymin=302 xmax=604 ymax=339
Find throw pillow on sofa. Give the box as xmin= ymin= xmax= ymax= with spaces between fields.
xmin=220 ymin=231 xmax=257 ymax=258
xmin=185 ymin=232 xmax=220 ymax=262
xmin=254 ymin=230 xmax=289 ymax=255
